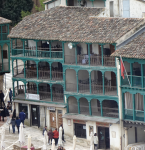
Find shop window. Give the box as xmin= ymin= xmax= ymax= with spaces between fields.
xmin=3 ymin=50 xmax=8 ymax=59
xmin=19 ymin=103 xmax=28 ymax=119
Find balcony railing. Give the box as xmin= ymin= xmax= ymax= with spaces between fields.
xmin=65 ymin=54 xmax=115 ymax=67
xmin=52 ymin=71 xmax=63 ymax=80
xmin=78 ymin=83 xmax=90 ymax=93
xmin=12 ymin=47 xmax=63 ymax=58
xmin=66 ymin=83 xmax=77 ymax=92
xmin=103 ymin=107 xmax=118 ymax=118
xmin=105 ymin=86 xmax=117 ymax=96
xmin=91 ymin=84 xmax=103 ymax=94
xmin=39 ymin=70 xmax=50 ymax=79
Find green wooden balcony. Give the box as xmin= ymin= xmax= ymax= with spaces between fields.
xmin=0 ymin=33 xmax=8 ymax=40
xmin=0 ymin=62 xmax=9 ymax=73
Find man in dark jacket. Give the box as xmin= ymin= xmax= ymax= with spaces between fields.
xmin=19 ymin=110 xmax=26 ymax=128
xmin=0 ymin=90 xmax=4 ymax=104
xmin=9 ymin=88 xmax=12 ymax=103
xmin=48 ymin=129 xmax=53 ymax=145
xmin=15 ymin=117 xmax=21 ymax=133
xmin=1 ymin=105 xmax=6 ymax=121
xmin=10 ymin=117 xmax=16 ymax=133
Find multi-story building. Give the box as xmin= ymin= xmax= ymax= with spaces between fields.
xmin=112 ymin=27 xmax=145 ymax=148
xmin=8 ymin=5 xmax=145 ymax=149
xmin=44 ymin=0 xmax=145 ymax=18
xmin=0 ymin=17 xmax=11 ymax=95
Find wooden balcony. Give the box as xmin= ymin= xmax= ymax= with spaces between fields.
xmin=0 ymin=33 xmax=8 ymax=40
xmin=65 ymin=54 xmax=115 ymax=67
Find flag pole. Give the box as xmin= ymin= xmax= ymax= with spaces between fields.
xmin=120 ymin=55 xmax=131 ymax=87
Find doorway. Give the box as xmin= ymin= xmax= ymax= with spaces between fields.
xmin=98 ymin=127 xmax=110 ymax=149
xmin=75 ymin=123 xmax=86 ymax=138
xmin=31 ymin=105 xmax=40 ymax=127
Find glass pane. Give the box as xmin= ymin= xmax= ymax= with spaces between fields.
xmin=124 ymin=109 xmax=133 ymax=120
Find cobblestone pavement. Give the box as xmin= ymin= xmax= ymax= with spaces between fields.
xmin=0 ymin=122 xmax=89 ymax=150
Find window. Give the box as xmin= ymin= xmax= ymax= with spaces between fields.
xmin=3 ymin=50 xmax=8 ymax=59
xmin=19 ymin=103 xmax=28 ymax=119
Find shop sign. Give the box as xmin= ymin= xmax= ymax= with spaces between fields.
xmin=73 ymin=120 xmax=86 ymax=124
xmin=96 ymin=122 xmax=109 ymax=127
xmin=26 ymin=93 xmax=40 ymax=100
xmin=47 ymin=107 xmax=55 ymax=111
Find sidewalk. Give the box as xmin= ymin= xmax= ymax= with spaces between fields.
xmin=0 ymin=123 xmax=89 ymax=150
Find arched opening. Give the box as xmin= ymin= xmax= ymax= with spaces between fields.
xmin=26 ymin=82 xmax=37 ymax=94
xmin=91 ymin=71 xmax=103 ymax=94
xmin=25 ymin=60 xmax=37 ymax=78
xmin=38 ymin=61 xmax=50 ymax=79
xmin=39 ymin=83 xmax=51 ymax=101
xmin=51 ymin=62 xmax=63 ymax=80
xmin=102 ymin=100 xmax=118 ymax=118
xmin=133 ymin=62 xmax=141 ymax=87
xmin=52 ymin=84 xmax=63 ymax=103
xmin=78 ymin=70 xmax=89 ymax=93
xmin=12 ymin=39 xmax=23 ymax=56
xmin=135 ymin=93 xmax=144 ymax=121
xmin=14 ymin=81 xmax=25 ymax=99
xmin=104 ymin=71 xmax=117 ymax=95
xmin=68 ymin=96 xmax=78 ymax=113
xmin=91 ymin=99 xmax=101 ymax=116
xmin=66 ymin=69 xmax=77 ymax=92
xmin=2 ymin=25 xmax=8 ymax=40
xmin=13 ymin=59 xmax=24 ymax=78
xmin=51 ymin=41 xmax=62 ymax=58
xmin=124 ymin=92 xmax=133 ymax=120
xmin=80 ymin=97 xmax=89 ymax=115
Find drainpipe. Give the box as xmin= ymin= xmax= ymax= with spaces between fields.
xmin=60 ymin=0 xmax=66 ymax=6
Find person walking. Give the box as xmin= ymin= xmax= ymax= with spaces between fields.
xmin=48 ymin=129 xmax=53 ymax=145
xmin=12 ymin=109 xmax=16 ymax=119
xmin=0 ymin=90 xmax=4 ymax=104
xmin=10 ymin=117 xmax=16 ymax=133
xmin=15 ymin=117 xmax=21 ymax=134
xmin=1 ymin=105 xmax=6 ymax=122
xmin=43 ymin=126 xmax=47 ymax=135
xmin=19 ymin=110 xmax=26 ymax=128
xmin=60 ymin=124 xmax=65 ymax=142
xmin=5 ymin=106 xmax=10 ymax=125
xmin=94 ymin=133 xmax=98 ymax=150
xmin=9 ymin=88 xmax=12 ymax=104
xmin=53 ymin=128 xmax=59 ymax=146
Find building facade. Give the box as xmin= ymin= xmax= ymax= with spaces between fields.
xmin=0 ymin=17 xmax=11 ymax=100
xmin=8 ymin=5 xmax=145 ymax=149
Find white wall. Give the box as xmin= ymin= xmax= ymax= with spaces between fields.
xmin=137 ymin=127 xmax=145 ymax=142
xmin=28 ymin=40 xmax=36 ymax=47
xmin=92 ymin=44 xmax=99 ymax=55
xmin=110 ymin=124 xmax=120 ymax=150
xmin=105 ymin=71 xmax=111 ymax=80
xmin=66 ymin=69 xmax=76 ymax=84
xmin=47 ymin=0 xmax=61 ymax=9
xmin=128 ymin=127 xmax=135 ymax=144
xmin=130 ymin=0 xmax=145 ymax=18
xmin=78 ymin=70 xmax=89 ymax=80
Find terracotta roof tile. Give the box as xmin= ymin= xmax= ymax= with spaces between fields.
xmin=0 ymin=17 xmax=11 ymax=25
xmin=8 ymin=6 xmax=145 ymax=43
xmin=111 ymin=31 xmax=145 ymax=59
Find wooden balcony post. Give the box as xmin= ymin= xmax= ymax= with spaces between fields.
xmin=89 ymin=101 xmax=92 ymax=116
xmin=22 ymin=40 xmax=25 ymax=56
xmin=36 ymin=40 xmax=38 ymax=57
xmin=101 ymin=44 xmax=104 ymax=66
xmin=100 ymin=101 xmax=103 ymax=116
xmin=49 ymin=41 xmax=51 ymax=58
xmin=24 ymin=61 xmax=26 ymax=78
xmin=0 ymin=25 xmax=2 ymax=40
xmin=88 ymin=43 xmax=90 ymax=66
xmin=75 ymin=44 xmax=77 ymax=65
xmin=89 ymin=72 xmax=91 ymax=94
xmin=63 ymin=69 xmax=66 ymax=91
xmin=11 ymin=39 xmax=13 ymax=55
xmin=133 ymin=94 xmax=135 ymax=121
xmin=50 ymin=84 xmax=53 ymax=101
xmin=8 ymin=43 xmax=10 ymax=71
xmin=50 ymin=62 xmax=52 ymax=80
xmin=62 ymin=42 xmax=65 ymax=63
xmin=102 ymin=72 xmax=105 ymax=95
xmin=141 ymin=64 xmax=144 ymax=88
xmin=76 ymin=71 xmax=79 ymax=93
xmin=37 ymin=83 xmax=39 ymax=95
xmin=16 ymin=59 xmax=18 ymax=75
xmin=1 ymin=45 xmax=3 ymax=71
xmin=12 ymin=59 xmax=14 ymax=77
xmin=78 ymin=100 xmax=80 ymax=114
xmin=130 ymin=63 xmax=133 ymax=87
xmin=36 ymin=62 xmax=39 ymax=79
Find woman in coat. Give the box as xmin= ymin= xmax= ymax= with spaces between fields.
xmin=1 ymin=106 xmax=6 ymax=121
xmin=47 ymin=129 xmax=53 ymax=144
xmin=53 ymin=128 xmax=59 ymax=146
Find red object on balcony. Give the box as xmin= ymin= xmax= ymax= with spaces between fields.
xmin=120 ymin=58 xmax=125 ymax=79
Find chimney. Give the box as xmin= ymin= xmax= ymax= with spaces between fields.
xmin=60 ymin=0 xmax=66 ymax=6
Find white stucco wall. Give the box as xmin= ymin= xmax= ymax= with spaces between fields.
xmin=28 ymin=40 xmax=36 ymax=47
xmin=137 ymin=127 xmax=145 ymax=142
xmin=66 ymin=69 xmax=76 ymax=84
xmin=110 ymin=124 xmax=120 ymax=150
xmin=130 ymin=0 xmax=145 ymax=18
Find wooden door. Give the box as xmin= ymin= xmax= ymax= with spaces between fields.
xmin=111 ymin=72 xmax=116 ymax=86
xmin=98 ymin=127 xmax=106 ymax=149
xmin=110 ymin=44 xmax=115 ymax=54
xmin=50 ymin=111 xmax=56 ymax=128
xmin=57 ymin=110 xmax=63 ymax=127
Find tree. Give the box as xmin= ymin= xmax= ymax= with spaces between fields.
xmin=21 ymin=10 xmax=31 ymax=19
xmin=0 ymin=0 xmax=33 ymax=26
xmin=35 ymin=0 xmax=45 ymax=12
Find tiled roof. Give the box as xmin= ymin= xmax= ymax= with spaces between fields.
xmin=8 ymin=6 xmax=145 ymax=43
xmin=0 ymin=17 xmax=11 ymax=25
xmin=111 ymin=31 xmax=145 ymax=59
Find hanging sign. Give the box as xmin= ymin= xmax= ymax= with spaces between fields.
xmin=47 ymin=107 xmax=55 ymax=111
xmin=26 ymin=93 xmax=40 ymax=100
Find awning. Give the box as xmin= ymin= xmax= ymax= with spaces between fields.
xmin=62 ymin=113 xmax=119 ymax=124
xmin=14 ymin=100 xmax=66 ymax=108
xmin=124 ymin=120 xmax=145 ymax=128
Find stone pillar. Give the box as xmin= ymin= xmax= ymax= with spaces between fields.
xmin=28 ymin=104 xmax=31 ymax=126
xmin=60 ymin=0 xmax=66 ymax=6
xmin=0 ymin=75 xmax=3 ymax=91
xmin=125 ymin=128 xmax=128 ymax=147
